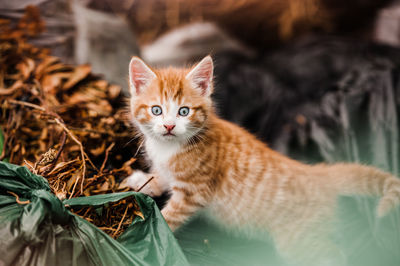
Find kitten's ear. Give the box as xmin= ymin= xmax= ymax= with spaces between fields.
xmin=186 ymin=55 xmax=214 ymax=96
xmin=129 ymin=57 xmax=157 ymax=96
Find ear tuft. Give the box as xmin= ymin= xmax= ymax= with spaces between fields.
xmin=186 ymin=56 xmax=214 ymax=96
xmin=129 ymin=57 xmax=157 ymax=96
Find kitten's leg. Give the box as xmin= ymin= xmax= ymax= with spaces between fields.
xmin=125 ymin=171 xmax=168 ymax=197
xmin=161 ymin=187 xmax=206 ymax=231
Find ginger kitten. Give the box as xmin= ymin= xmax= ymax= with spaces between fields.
xmin=126 ymin=55 xmax=400 ymax=266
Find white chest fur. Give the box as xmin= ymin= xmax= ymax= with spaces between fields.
xmin=145 ymin=138 xmax=181 ymax=180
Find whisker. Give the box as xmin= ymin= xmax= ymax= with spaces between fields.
xmin=134 ymin=138 xmax=145 ymax=157
xmin=124 ymin=136 xmax=138 ymax=147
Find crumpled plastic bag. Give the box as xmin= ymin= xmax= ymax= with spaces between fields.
xmin=0 ymin=161 xmax=188 ymax=266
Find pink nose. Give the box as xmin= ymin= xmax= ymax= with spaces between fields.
xmin=164 ymin=124 xmax=175 ymax=132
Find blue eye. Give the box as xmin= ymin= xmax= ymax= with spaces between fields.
xmin=151 ymin=106 xmax=162 ymax=116
xmin=178 ymin=107 xmax=190 ymax=116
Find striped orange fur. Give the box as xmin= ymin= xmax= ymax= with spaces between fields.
xmin=126 ymin=56 xmax=400 ymax=265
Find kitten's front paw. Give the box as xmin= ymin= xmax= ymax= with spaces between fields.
xmin=125 ymin=171 xmax=161 ymax=197
xmin=125 ymin=170 xmax=150 ymax=191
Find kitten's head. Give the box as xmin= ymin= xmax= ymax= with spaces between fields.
xmin=129 ymin=56 xmax=214 ymax=143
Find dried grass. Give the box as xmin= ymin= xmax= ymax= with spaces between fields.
xmin=0 ymin=6 xmax=143 ymax=238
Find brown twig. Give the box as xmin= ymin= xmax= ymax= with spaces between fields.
xmin=112 ymin=157 xmax=137 ymax=173
xmin=33 ymin=153 xmax=45 ymax=173
xmin=9 ymin=99 xmax=99 ymax=196
xmin=23 ymin=159 xmax=35 ymax=173
xmin=137 ymin=176 xmax=154 ymax=192
xmin=54 ymin=118 xmax=99 ymax=195
xmin=69 ymin=166 xmax=82 ymax=199
xmin=54 ymin=118 xmax=97 ymax=169
xmin=98 ymin=226 xmax=117 ymax=231
xmin=83 ymin=206 xmax=93 ymax=217
xmin=112 ymin=205 xmax=129 ymax=238
xmin=100 ymin=142 xmax=115 ymax=173
xmin=7 ymin=191 xmax=30 ymax=204
xmin=82 ymin=172 xmax=109 ymax=190
xmin=9 ymin=99 xmax=46 ymax=111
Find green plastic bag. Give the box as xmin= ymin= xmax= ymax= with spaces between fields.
xmin=0 ymin=161 xmax=188 ymax=266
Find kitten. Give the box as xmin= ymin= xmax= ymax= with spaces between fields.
xmin=126 ymin=55 xmax=400 ymax=265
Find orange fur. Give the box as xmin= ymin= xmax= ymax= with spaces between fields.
xmin=126 ymin=56 xmax=400 ymax=265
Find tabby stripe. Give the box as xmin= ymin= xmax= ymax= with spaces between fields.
xmin=169 ymin=200 xmax=199 ymax=213
xmin=183 ymin=196 xmax=204 ymax=208
xmin=163 ymin=89 xmax=168 ymax=101
xmin=173 ymin=81 xmax=183 ymax=101
xmin=173 ymin=185 xmax=209 ymax=200
xmin=172 ymin=186 xmax=208 ymax=207
xmin=134 ymin=104 xmax=148 ymax=117
xmin=248 ymin=164 xmax=269 ymax=218
xmin=172 ymin=185 xmax=193 ymax=196
xmin=176 ymin=175 xmax=210 ymax=184
xmin=158 ymin=79 xmax=164 ymax=99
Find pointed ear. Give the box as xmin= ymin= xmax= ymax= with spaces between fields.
xmin=186 ymin=56 xmax=214 ymax=96
xmin=129 ymin=57 xmax=157 ymax=96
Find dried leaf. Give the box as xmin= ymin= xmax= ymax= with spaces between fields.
xmin=63 ymin=64 xmax=91 ymax=90
xmin=0 ymin=80 xmax=23 ymax=95
xmin=35 ymin=56 xmax=60 ymax=78
xmin=38 ymin=148 xmax=57 ymax=166
xmin=133 ymin=209 xmax=145 ymax=220
xmin=0 ymin=9 xmax=140 ymax=238
xmin=90 ymin=142 xmax=106 ymax=156
xmin=108 ymin=85 xmax=122 ymax=99
xmin=67 ymin=169 xmax=82 ymax=191
xmin=41 ymin=72 xmax=71 ymax=93
xmin=16 ymin=58 xmax=35 ymax=80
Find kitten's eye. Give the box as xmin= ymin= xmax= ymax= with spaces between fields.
xmin=151 ymin=106 xmax=162 ymax=116
xmin=178 ymin=107 xmax=190 ymax=116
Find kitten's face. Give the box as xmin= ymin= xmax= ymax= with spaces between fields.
xmin=129 ymin=56 xmax=213 ymax=143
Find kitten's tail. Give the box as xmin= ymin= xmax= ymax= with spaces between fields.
xmin=328 ymin=163 xmax=400 ymax=217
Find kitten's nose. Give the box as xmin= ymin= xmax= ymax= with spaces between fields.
xmin=164 ymin=124 xmax=175 ymax=132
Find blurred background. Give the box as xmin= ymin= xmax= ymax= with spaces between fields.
xmin=2 ymin=0 xmax=400 ymax=86
xmin=2 ymin=0 xmax=400 ymax=265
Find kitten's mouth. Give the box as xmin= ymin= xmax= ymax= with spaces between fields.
xmin=163 ymin=132 xmax=176 ymax=137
